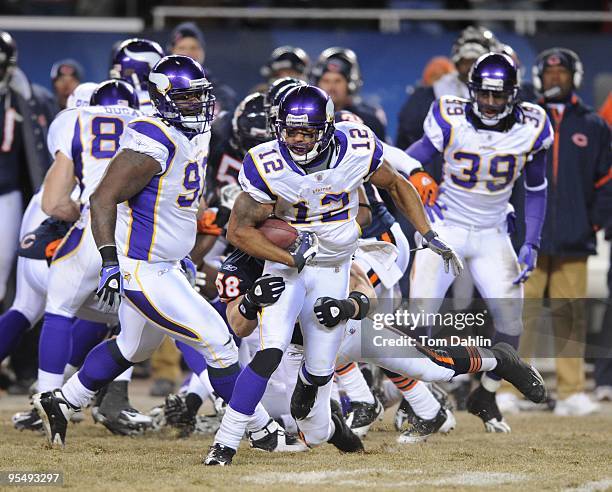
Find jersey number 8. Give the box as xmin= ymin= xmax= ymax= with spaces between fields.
xmin=91 ymin=117 xmax=123 ymax=159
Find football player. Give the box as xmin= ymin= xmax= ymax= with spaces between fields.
xmin=32 ymin=56 xmax=301 ymax=453
xmin=203 ymin=84 xmax=463 ymax=465
xmin=406 ymin=53 xmax=553 ymax=432
xmin=109 ymin=38 xmax=164 ymax=115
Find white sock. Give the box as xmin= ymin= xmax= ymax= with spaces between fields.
xmin=63 ymin=364 xmax=79 ymax=382
xmin=38 ymin=369 xmax=64 ymax=393
xmin=280 ymin=414 xmax=297 ymax=434
xmin=61 ymin=373 xmax=96 ymax=409
xmin=477 ymin=347 xmax=498 ymax=372
xmin=188 ymin=372 xmax=211 ymax=401
xmin=214 ymin=405 xmax=250 ymax=450
xmin=481 ymin=372 xmax=502 ymax=392
xmin=113 ymin=366 xmax=133 ymax=382
xmin=336 ymin=363 xmax=375 ymax=404
xmin=331 ymin=380 xmax=340 ymax=403
xmin=402 ymin=381 xmax=440 ymax=420
xmin=246 ymin=403 xmax=271 ymax=432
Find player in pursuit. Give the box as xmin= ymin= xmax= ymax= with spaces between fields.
xmin=205 ymin=84 xmax=463 ymax=465
xmin=406 ymin=53 xmax=554 ymax=432
xmin=31 ymin=56 xmax=289 ymax=450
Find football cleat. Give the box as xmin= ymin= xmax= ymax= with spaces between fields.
xmin=92 ymin=406 xmax=154 ymax=436
xmin=193 ymin=414 xmax=222 ymax=435
xmin=467 ymin=385 xmax=511 ymax=433
xmin=12 ymin=408 xmax=43 ymax=432
xmin=290 ymin=377 xmax=318 ymax=421
xmin=491 ymin=342 xmax=547 ymax=403
xmin=203 ymin=443 xmax=236 ymax=466
xmin=32 ymin=390 xmax=77 ymax=448
xmin=396 ymin=406 xmax=455 ymax=444
xmin=345 ymin=397 xmax=384 ymax=438
xmin=164 ymin=393 xmax=196 ymax=438
xmin=248 ymin=419 xmax=308 ymax=453
xmin=328 ymin=400 xmax=364 ymax=453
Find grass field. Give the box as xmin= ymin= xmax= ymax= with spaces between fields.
xmin=1 ymin=383 xmax=612 ymax=492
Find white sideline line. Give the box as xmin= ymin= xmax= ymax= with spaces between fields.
xmin=564 ymin=479 xmax=612 ymax=492
xmin=242 ymin=469 xmax=422 ymax=485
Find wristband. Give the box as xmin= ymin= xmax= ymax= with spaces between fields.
xmin=98 ymin=245 xmax=119 ymax=267
xmin=423 ymin=230 xmax=437 ymax=242
xmin=238 ymin=294 xmax=259 ymax=320
xmin=348 ymin=291 xmax=371 ymax=320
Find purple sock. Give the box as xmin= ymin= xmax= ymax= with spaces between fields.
xmin=228 ymin=365 xmax=269 ymax=415
xmin=207 ymin=363 xmax=241 ymax=403
xmin=176 ymin=340 xmax=206 ymax=375
xmin=0 ymin=310 xmax=31 ymax=362
xmin=38 ymin=312 xmax=73 ymax=374
xmin=69 ymin=319 xmax=109 ymax=368
xmin=78 ymin=340 xmax=133 ymax=391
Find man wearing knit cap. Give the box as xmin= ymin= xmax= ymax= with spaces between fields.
xmin=50 ymin=59 xmax=83 ymax=110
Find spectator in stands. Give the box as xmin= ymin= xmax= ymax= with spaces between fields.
xmin=310 ymin=46 xmax=387 ymax=140
xmin=50 ymin=58 xmax=83 ymax=111
xmin=0 ymin=31 xmax=55 ymax=393
xmin=167 ymin=22 xmax=236 ymax=115
xmin=522 ymin=48 xmax=611 ymax=415
xmin=252 ymin=45 xmax=310 ymax=93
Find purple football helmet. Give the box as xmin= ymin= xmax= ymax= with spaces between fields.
xmin=148 ymin=55 xmax=215 ymax=135
xmin=90 ymin=79 xmax=139 ymax=109
xmin=110 ymin=38 xmax=164 ymax=91
xmin=275 ymin=84 xmax=334 ymax=164
xmin=468 ymin=52 xmax=519 ymax=125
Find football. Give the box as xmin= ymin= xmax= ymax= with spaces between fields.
xmin=257 ymin=217 xmax=298 ymax=249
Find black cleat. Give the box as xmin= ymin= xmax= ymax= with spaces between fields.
xmin=164 ymin=394 xmax=196 ymax=438
xmin=248 ymin=418 xmax=308 ymax=452
xmin=467 ymin=385 xmax=511 ymax=433
xmin=491 ymin=342 xmax=547 ymax=403
xmin=397 ymin=405 xmax=456 ymax=443
xmin=12 ymin=408 xmax=43 ymax=432
xmin=32 ymin=390 xmax=77 ymax=448
xmin=328 ymin=400 xmax=364 ymax=453
xmin=346 ymin=397 xmax=384 ymax=438
xmin=290 ymin=377 xmax=318 ymax=421
xmin=203 ymin=443 xmax=236 ymax=466
xmin=92 ymin=407 xmax=154 ymax=436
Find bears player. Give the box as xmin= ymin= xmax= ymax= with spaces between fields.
xmin=203 ymin=84 xmax=463 ymax=465
xmin=406 ymin=53 xmax=553 ymax=432
xmin=110 ymin=38 xmax=164 ymax=115
xmin=32 ymin=56 xmax=299 ymax=452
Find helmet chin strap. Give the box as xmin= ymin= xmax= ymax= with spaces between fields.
xmin=473 ymin=103 xmax=512 ymax=126
xmin=288 ymin=144 xmax=320 ymax=164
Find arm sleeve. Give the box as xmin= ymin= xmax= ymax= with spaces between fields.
xmin=382 ymin=142 xmax=422 ymax=176
xmin=405 ymin=134 xmax=440 ymax=166
xmin=364 ymin=135 xmax=385 ymax=180
xmin=524 ymin=150 xmax=548 ymax=247
xmin=238 ymin=152 xmax=276 ymax=204
xmin=422 ymin=99 xmax=451 ymax=153
xmin=122 ymin=120 xmax=173 ymax=174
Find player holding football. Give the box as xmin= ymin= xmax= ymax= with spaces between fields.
xmin=204 ymin=84 xmax=464 ymax=465
xmin=407 ymin=52 xmax=553 ymax=432
xmin=32 ymin=56 xmax=298 ymax=453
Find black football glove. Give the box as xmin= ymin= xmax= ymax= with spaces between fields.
xmin=239 ymin=274 xmax=286 ymax=320
xmin=314 ymin=297 xmax=356 ymax=328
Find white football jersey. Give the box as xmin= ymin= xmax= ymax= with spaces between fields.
xmin=115 ymin=116 xmax=210 ymax=262
xmin=47 ymin=105 xmax=143 ymax=202
xmin=238 ymin=121 xmax=384 ymax=264
xmin=424 ymin=95 xmax=553 ymax=228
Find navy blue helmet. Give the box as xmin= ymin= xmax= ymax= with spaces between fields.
xmin=90 ymin=79 xmax=139 ymax=109
xmin=232 ymin=92 xmax=272 ymax=156
xmin=110 ymin=38 xmax=164 ymax=91
xmin=275 ymin=84 xmax=335 ymax=164
xmin=148 ymin=55 xmax=215 ymax=135
xmin=468 ymin=52 xmax=519 ymax=125
xmin=0 ymin=31 xmax=17 ymax=89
